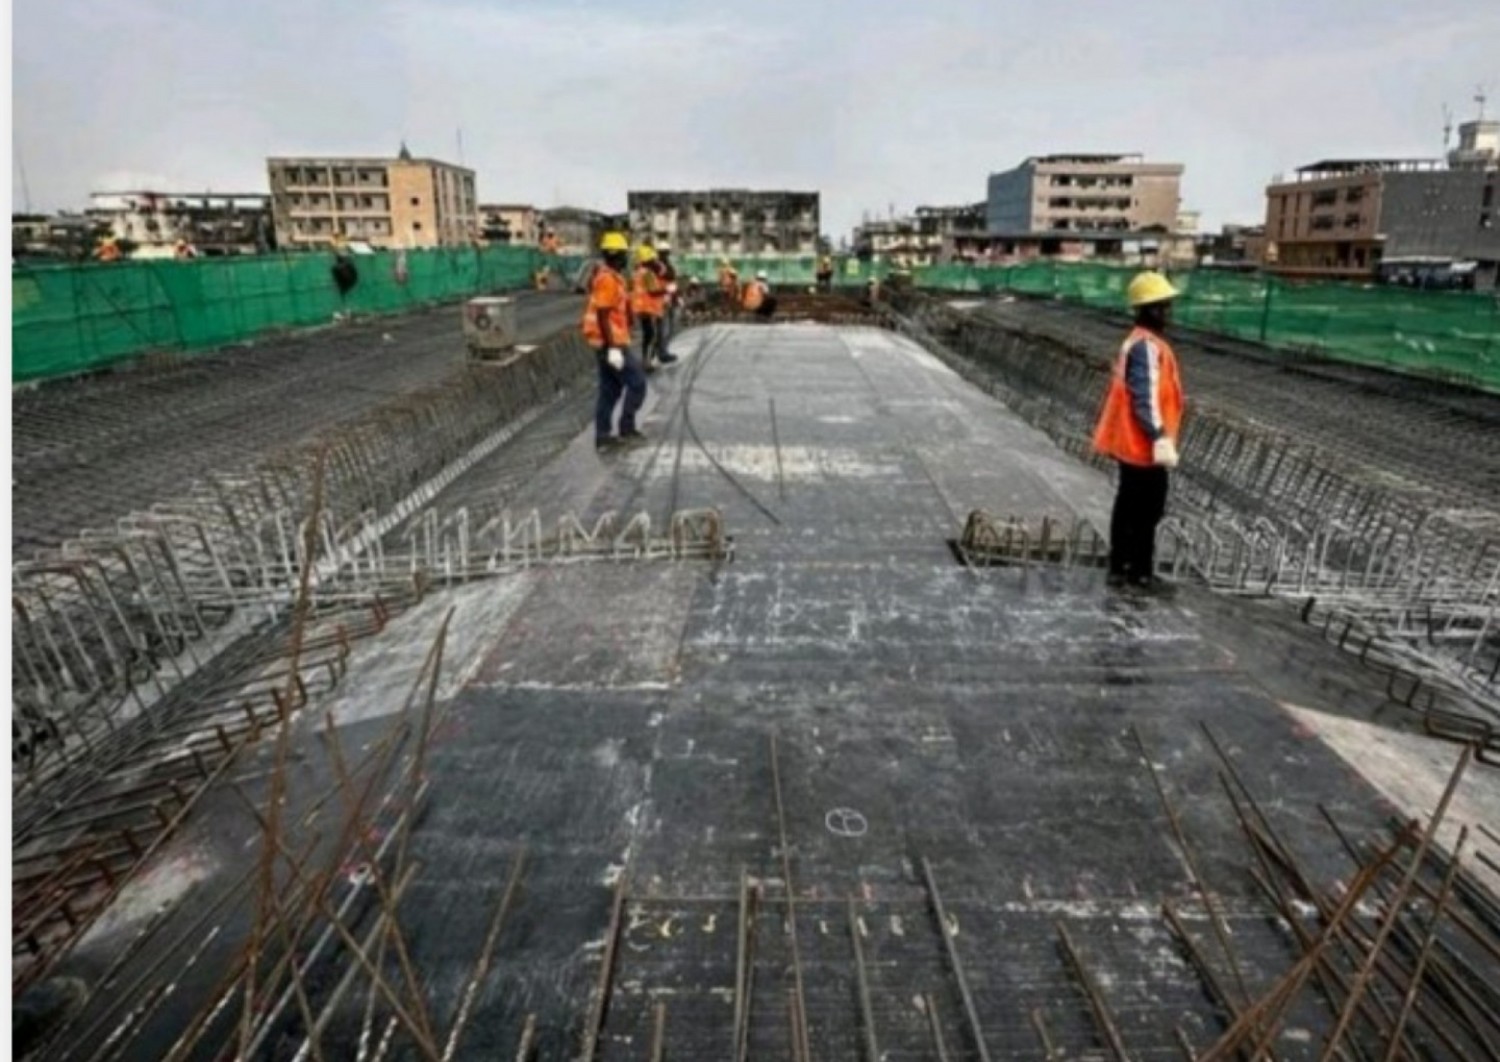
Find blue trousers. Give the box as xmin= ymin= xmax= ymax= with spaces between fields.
xmin=595 ymin=348 xmax=647 ymax=441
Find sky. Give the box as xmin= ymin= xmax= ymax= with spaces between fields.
xmin=11 ymin=0 xmax=1500 ymax=239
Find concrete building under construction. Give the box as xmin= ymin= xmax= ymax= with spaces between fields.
xmin=628 ymin=189 xmax=820 ymax=256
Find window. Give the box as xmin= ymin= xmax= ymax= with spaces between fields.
xmin=1345 ymin=186 xmax=1366 ymax=203
xmin=1311 ymin=216 xmax=1335 ymax=231
xmin=410 ymin=197 xmax=420 ymax=207
xmin=413 ymin=221 xmax=423 ymax=231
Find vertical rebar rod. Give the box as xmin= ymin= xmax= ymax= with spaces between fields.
xmin=919 ymin=856 xmax=993 ymax=1062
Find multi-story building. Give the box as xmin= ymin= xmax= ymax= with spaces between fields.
xmin=267 ymin=146 xmax=477 ymax=250
xmin=850 ymin=204 xmax=986 ymax=266
xmin=539 ymin=206 xmax=611 ymax=255
xmin=627 ymin=190 xmax=819 ymax=257
xmin=1263 ymin=132 xmax=1499 ymax=286
xmin=986 ymin=153 xmax=1183 ymax=237
xmin=86 ymin=191 xmax=272 ymax=256
xmin=479 ymin=203 xmax=539 ymax=245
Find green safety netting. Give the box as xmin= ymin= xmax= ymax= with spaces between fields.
xmin=13 ymin=252 xmax=1497 ymax=391
xmin=10 ymin=246 xmax=573 ymax=383
xmin=909 ymin=261 xmax=1499 ymax=392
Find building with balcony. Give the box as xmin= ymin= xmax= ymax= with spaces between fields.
xmin=86 ymin=191 xmax=271 ymax=256
xmin=480 ymin=204 xmax=539 ymax=245
xmin=627 ymin=190 xmax=820 ymax=257
xmin=986 ymin=153 xmax=1183 ymax=237
xmin=1263 ymin=148 xmax=1499 ymax=286
xmin=267 ymin=146 xmax=477 ymax=250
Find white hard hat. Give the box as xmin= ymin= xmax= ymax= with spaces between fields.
xmin=756 ymin=270 xmax=768 ymax=280
xmin=657 ymin=240 xmax=671 ymax=252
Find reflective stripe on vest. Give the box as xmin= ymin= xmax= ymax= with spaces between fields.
xmin=1091 ymin=328 xmax=1183 ymax=466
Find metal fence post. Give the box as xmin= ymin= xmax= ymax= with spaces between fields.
xmin=1258 ymin=274 xmax=1276 ymax=344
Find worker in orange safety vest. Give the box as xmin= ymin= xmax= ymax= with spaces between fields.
xmin=583 ymin=232 xmax=646 ymax=449
xmin=717 ymin=259 xmax=739 ymax=304
xmin=632 ymin=245 xmax=676 ymax=368
xmin=1092 ymin=271 xmax=1184 ymax=594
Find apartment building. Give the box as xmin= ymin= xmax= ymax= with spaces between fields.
xmin=986 ymin=153 xmax=1183 ymax=236
xmin=1263 ymin=145 xmax=1499 ymax=285
xmin=87 ymin=190 xmax=271 ymax=256
xmin=851 ymin=205 xmax=984 ymax=266
xmin=627 ymin=190 xmax=819 ymax=256
xmin=267 ymin=147 xmax=477 ymax=250
xmin=479 ymin=204 xmax=539 ymax=245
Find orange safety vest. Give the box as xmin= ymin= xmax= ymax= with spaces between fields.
xmin=1092 ymin=327 xmax=1183 ymax=466
xmin=582 ymin=264 xmax=630 ymax=347
xmin=632 ymin=264 xmax=665 ymax=317
xmin=741 ymin=280 xmax=764 ymax=311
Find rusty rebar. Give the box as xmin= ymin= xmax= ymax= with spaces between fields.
xmin=920 ymin=856 xmax=993 ymax=1062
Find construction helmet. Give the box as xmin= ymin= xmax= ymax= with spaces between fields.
xmin=636 ymin=245 xmax=657 ymax=263
xmin=600 ymin=231 xmax=629 ymax=252
xmin=657 ymin=241 xmax=672 ymax=252
xmin=756 ymin=270 xmax=768 ymax=281
xmin=1127 ymin=271 xmax=1179 ymax=307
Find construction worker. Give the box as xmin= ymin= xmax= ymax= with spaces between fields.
xmin=584 ymin=232 xmax=646 ymax=449
xmin=632 ymin=245 xmax=673 ymax=368
xmin=742 ymin=270 xmax=777 ymax=319
xmin=718 ymin=258 xmax=739 ymax=306
xmin=657 ymin=241 xmax=681 ymax=359
xmin=95 ymin=236 xmax=121 ymax=262
xmin=816 ymin=254 xmax=834 ymax=293
xmin=1091 ymin=271 xmax=1184 ymax=594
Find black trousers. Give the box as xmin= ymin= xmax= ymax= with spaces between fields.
xmin=1109 ymin=462 xmax=1169 ymax=579
xmin=638 ymin=315 xmax=660 ymax=361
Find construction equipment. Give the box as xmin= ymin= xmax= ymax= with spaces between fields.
xmin=462 ymin=296 xmax=520 ymax=362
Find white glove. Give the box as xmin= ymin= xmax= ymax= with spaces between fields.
xmin=666 ymin=282 xmax=678 ymax=295
xmin=1152 ymin=437 xmax=1180 ymax=469
xmin=606 ymin=347 xmax=625 ymax=371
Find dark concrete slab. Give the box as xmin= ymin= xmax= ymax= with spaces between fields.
xmin=42 ymin=321 xmax=1499 ymax=1061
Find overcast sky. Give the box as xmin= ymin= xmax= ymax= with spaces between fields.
xmin=11 ymin=0 xmax=1499 ymax=238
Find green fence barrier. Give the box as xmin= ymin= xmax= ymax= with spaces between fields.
xmin=10 ymin=245 xmax=573 ymax=383
xmin=909 ymin=261 xmax=1500 ymax=392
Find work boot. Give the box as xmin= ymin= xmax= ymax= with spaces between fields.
xmin=658 ymin=352 xmax=679 ymax=365
xmin=1127 ymin=575 xmax=1176 ymax=598
xmin=618 ymin=429 xmax=647 ymax=445
xmin=596 ymin=436 xmax=620 ymax=452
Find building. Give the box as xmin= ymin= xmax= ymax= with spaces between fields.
xmin=87 ymin=191 xmax=272 ymax=257
xmin=627 ymin=190 xmax=820 ymax=257
xmin=1194 ymin=224 xmax=1268 ymax=267
xmin=267 ymin=146 xmax=477 ymax=250
xmin=1263 ymin=147 xmax=1500 ymax=286
xmin=853 ymin=203 xmax=988 ymax=265
xmin=986 ymin=153 xmax=1183 ymax=237
xmin=479 ymin=204 xmax=539 ymax=245
xmin=539 ymin=207 xmax=611 ymax=255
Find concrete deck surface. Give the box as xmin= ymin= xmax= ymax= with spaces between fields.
xmin=46 ymin=321 xmax=1500 ymax=1060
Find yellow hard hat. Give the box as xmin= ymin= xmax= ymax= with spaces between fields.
xmin=636 ymin=245 xmax=656 ymax=263
xmin=600 ymin=231 xmax=628 ymax=252
xmin=1127 ymin=271 xmax=1179 ymax=307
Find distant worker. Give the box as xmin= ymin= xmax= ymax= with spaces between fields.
xmin=1092 ymin=271 xmax=1184 ymax=594
xmin=656 ymin=241 xmax=681 ymax=360
xmin=541 ymin=230 xmax=560 ymax=255
xmin=718 ymin=258 xmax=739 ymax=305
xmin=742 ymin=270 xmax=777 ymax=319
xmin=173 ymin=238 xmax=198 ymax=260
xmin=816 ymin=254 xmax=834 ymax=293
xmin=585 ymin=232 xmax=647 ymax=449
xmin=95 ymin=236 xmax=122 ymax=262
xmin=632 ymin=245 xmax=671 ymax=369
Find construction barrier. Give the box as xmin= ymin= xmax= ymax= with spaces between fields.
xmin=10 ymin=246 xmax=577 ymax=383
xmin=909 ymin=261 xmax=1500 ymax=392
